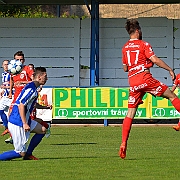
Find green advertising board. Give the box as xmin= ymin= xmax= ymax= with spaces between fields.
xmin=53 ymin=87 xmax=180 ymax=119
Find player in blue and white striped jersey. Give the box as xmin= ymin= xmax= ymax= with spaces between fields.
xmin=0 ymin=60 xmax=13 ymax=137
xmin=0 ymin=67 xmax=48 ymax=161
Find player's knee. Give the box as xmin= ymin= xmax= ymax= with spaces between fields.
xmin=41 ymin=126 xmax=46 ymax=134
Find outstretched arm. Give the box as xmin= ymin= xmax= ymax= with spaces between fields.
xmin=171 ymin=85 xmax=177 ymax=92
xmin=150 ymin=55 xmax=175 ymax=81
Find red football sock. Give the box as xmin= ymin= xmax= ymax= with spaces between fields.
xmin=40 ymin=121 xmax=49 ymax=129
xmin=172 ymin=98 xmax=180 ymax=113
xmin=122 ymin=117 xmax=133 ymax=143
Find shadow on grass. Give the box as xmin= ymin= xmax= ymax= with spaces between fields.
xmin=40 ymin=155 xmax=121 ymax=160
xmin=124 ymin=157 xmax=158 ymax=161
xmin=50 ymin=142 xmax=97 ymax=145
xmin=50 ymin=134 xmax=69 ymax=136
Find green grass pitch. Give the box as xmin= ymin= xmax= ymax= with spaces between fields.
xmin=0 ymin=125 xmax=180 ymax=180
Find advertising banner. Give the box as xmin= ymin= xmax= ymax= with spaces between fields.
xmin=53 ymin=87 xmax=180 ymax=119
xmin=36 ymin=88 xmax=52 ymax=121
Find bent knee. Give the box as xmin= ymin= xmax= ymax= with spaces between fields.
xmin=41 ymin=126 xmax=46 ymax=134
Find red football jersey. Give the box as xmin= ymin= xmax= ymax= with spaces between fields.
xmin=122 ymin=39 xmax=155 ymax=77
xmin=12 ymin=65 xmax=33 ymax=99
xmin=12 ymin=65 xmax=33 ymax=84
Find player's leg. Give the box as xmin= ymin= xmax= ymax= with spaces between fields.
xmin=0 ymin=97 xmax=9 ymax=136
xmin=145 ymin=77 xmax=180 ymax=131
xmin=35 ymin=118 xmax=51 ymax=137
xmin=1 ymin=98 xmax=14 ymax=143
xmin=0 ymin=150 xmax=21 ymax=161
xmin=161 ymin=87 xmax=180 ymax=112
xmin=23 ymin=121 xmax=46 ymax=160
xmin=119 ymin=107 xmax=137 ymax=159
xmin=173 ymin=120 xmax=180 ymax=131
xmin=0 ymin=122 xmax=27 ymax=161
xmin=0 ymin=110 xmax=9 ymax=135
xmin=119 ymin=89 xmax=144 ymax=159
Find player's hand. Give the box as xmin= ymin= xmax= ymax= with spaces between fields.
xmin=169 ymin=70 xmax=176 ymax=81
xmin=8 ymin=94 xmax=12 ymax=99
xmin=47 ymin=105 xmax=52 ymax=110
xmin=23 ymin=123 xmax=30 ymax=132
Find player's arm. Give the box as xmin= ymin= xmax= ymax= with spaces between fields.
xmin=150 ymin=55 xmax=175 ymax=81
xmin=123 ymin=64 xmax=128 ymax=72
xmin=8 ymin=76 xmax=14 ymax=99
xmin=14 ymin=80 xmax=32 ymax=86
xmin=122 ymin=50 xmax=128 ymax=72
xmin=18 ymin=103 xmax=30 ymax=131
xmin=0 ymin=85 xmax=10 ymax=89
xmin=171 ymin=85 xmax=177 ymax=92
xmin=0 ymin=89 xmax=4 ymax=98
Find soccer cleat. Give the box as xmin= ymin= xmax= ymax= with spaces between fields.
xmin=119 ymin=142 xmax=127 ymax=159
xmin=5 ymin=137 xmax=13 ymax=144
xmin=23 ymin=154 xmax=39 ymax=160
xmin=1 ymin=129 xmax=9 ymax=136
xmin=173 ymin=125 xmax=180 ymax=131
xmin=45 ymin=123 xmax=51 ymax=138
xmin=45 ymin=128 xmax=51 ymax=138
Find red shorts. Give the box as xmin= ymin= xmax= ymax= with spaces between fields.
xmin=30 ymin=108 xmax=36 ymax=120
xmin=128 ymin=72 xmax=168 ymax=108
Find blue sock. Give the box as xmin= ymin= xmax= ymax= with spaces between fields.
xmin=0 ymin=110 xmax=8 ymax=128
xmin=0 ymin=150 xmax=21 ymax=161
xmin=26 ymin=134 xmax=45 ymax=156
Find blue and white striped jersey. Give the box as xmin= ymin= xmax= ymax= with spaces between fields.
xmin=9 ymin=82 xmax=38 ymax=127
xmin=1 ymin=71 xmax=11 ymax=96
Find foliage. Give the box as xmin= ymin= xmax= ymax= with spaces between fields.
xmin=0 ymin=125 xmax=180 ymax=180
xmin=0 ymin=5 xmax=56 ymax=18
xmin=61 ymin=12 xmax=88 ymax=19
xmin=0 ymin=5 xmax=88 ymax=18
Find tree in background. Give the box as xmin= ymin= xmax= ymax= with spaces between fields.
xmin=0 ymin=5 xmax=87 ymax=18
xmin=0 ymin=5 xmax=56 ymax=17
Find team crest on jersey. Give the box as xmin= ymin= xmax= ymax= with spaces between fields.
xmin=20 ymin=73 xmax=25 ymax=79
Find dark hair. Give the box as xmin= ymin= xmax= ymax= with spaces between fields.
xmin=28 ymin=63 xmax=35 ymax=69
xmin=125 ymin=19 xmax=141 ymax=35
xmin=14 ymin=51 xmax=24 ymax=59
xmin=2 ymin=59 xmax=9 ymax=64
xmin=33 ymin=67 xmax=46 ymax=78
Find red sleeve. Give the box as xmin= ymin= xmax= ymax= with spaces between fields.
xmin=144 ymin=42 xmax=155 ymax=59
xmin=24 ymin=66 xmax=34 ymax=80
xmin=122 ymin=47 xmax=127 ymax=65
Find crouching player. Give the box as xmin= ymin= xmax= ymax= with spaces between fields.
xmin=0 ymin=67 xmax=48 ymax=161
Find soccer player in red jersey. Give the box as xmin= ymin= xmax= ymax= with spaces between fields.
xmin=171 ymin=74 xmax=180 ymax=131
xmin=3 ymin=51 xmax=33 ymax=143
xmin=119 ymin=19 xmax=180 ymax=159
xmin=8 ymin=51 xmax=33 ymax=110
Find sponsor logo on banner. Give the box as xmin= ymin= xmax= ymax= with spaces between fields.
xmin=53 ymin=87 xmax=180 ymax=119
